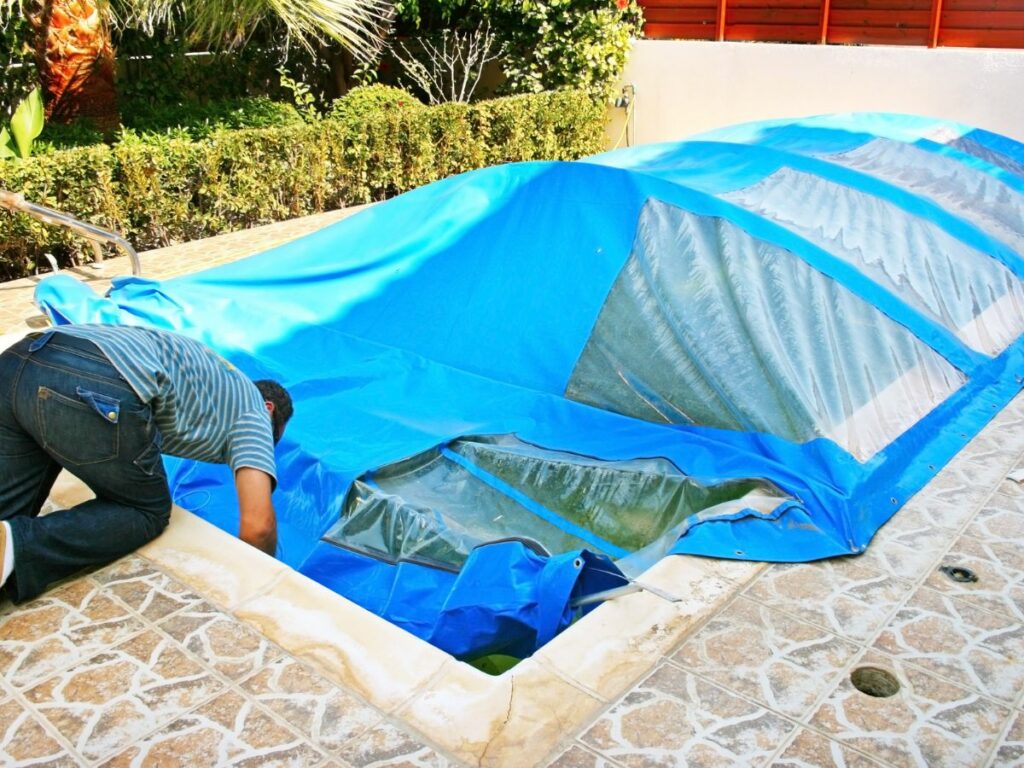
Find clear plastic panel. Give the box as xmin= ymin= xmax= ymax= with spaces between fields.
xmin=325 ymin=479 xmax=487 ymax=569
xmin=722 ymin=167 xmax=1024 ymax=355
xmin=820 ymin=138 xmax=1024 ymax=258
xmin=565 ymin=199 xmax=966 ymax=460
xmin=452 ymin=435 xmax=778 ymax=552
xmin=948 ymin=137 xmax=1024 ymax=178
xmin=325 ymin=435 xmax=790 ymax=569
xmin=327 ymin=449 xmax=595 ymax=569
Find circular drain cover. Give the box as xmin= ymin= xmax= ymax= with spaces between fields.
xmin=851 ymin=666 xmax=900 ymax=698
xmin=939 ymin=565 xmax=979 ymax=583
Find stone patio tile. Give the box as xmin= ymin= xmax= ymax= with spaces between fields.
xmin=25 ymin=628 xmax=226 ymax=763
xmin=968 ymin=497 xmax=1024 ymax=545
xmin=744 ymin=558 xmax=914 ymax=642
xmin=959 ymin=430 xmax=1021 ymax=471
xmin=93 ymin=555 xmax=206 ymax=622
xmin=158 ymin=600 xmax=282 ymax=682
xmin=772 ymin=728 xmax=884 ymax=767
xmin=0 ymin=577 xmax=144 ymax=690
xmin=808 ymin=650 xmax=1009 ymax=768
xmin=923 ymin=533 xmax=1024 ymax=623
xmin=853 ymin=507 xmax=964 ymax=582
xmin=240 ymin=656 xmax=383 ymax=750
xmin=335 ymin=719 xmax=454 ymax=767
xmin=985 ymin=418 xmax=1024 ymax=457
xmin=0 ymin=697 xmax=78 ymax=767
xmin=672 ymin=596 xmax=859 ymax=719
xmin=952 ymin=531 xmax=1024 ymax=573
xmin=100 ymin=689 xmax=326 ymax=767
xmin=580 ymin=662 xmax=794 ymax=767
xmin=991 ymin=710 xmax=1024 ymax=766
xmin=546 ymin=743 xmax=623 ymax=767
xmin=872 ymin=585 xmax=1024 ymax=704
xmin=901 ymin=459 xmax=996 ymax=531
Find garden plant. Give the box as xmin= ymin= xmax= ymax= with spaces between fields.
xmin=0 ymin=0 xmax=642 ymax=278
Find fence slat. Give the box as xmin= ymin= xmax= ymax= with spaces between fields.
xmin=727 ymin=23 xmax=824 ymax=38
xmin=827 ymin=8 xmax=931 ymax=25
xmin=939 ymin=25 xmax=1024 ymax=42
xmin=827 ymin=23 xmax=932 ymax=40
xmin=942 ymin=8 xmax=1024 ymax=24
xmin=643 ymin=21 xmax=719 ymax=37
xmin=729 ymin=7 xmax=823 ymax=22
xmin=645 ymin=7 xmax=719 ymax=21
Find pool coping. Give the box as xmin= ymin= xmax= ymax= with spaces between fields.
xmin=45 ymin=471 xmax=764 ymax=766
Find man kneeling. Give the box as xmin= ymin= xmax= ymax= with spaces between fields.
xmin=0 ymin=324 xmax=292 ymax=603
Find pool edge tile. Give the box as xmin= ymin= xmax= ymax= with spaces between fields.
xmin=137 ymin=505 xmax=288 ymax=611
xmin=399 ymin=657 xmax=603 ymax=767
xmin=233 ymin=570 xmax=451 ymax=713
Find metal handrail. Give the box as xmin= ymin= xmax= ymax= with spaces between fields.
xmin=0 ymin=189 xmax=141 ymax=276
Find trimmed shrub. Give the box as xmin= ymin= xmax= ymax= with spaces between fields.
xmin=0 ymin=89 xmax=605 ymax=279
xmin=328 ymin=85 xmax=423 ymax=121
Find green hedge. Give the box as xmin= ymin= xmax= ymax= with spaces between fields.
xmin=0 ymin=90 xmax=605 ymax=280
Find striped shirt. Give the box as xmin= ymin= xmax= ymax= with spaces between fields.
xmin=52 ymin=325 xmax=277 ymax=484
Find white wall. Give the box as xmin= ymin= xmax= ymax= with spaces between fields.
xmin=606 ymin=39 xmax=1024 ymax=147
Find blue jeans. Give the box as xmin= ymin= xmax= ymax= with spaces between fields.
xmin=0 ymin=331 xmax=170 ymax=603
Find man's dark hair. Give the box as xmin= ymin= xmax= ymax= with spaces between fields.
xmin=256 ymin=380 xmax=293 ymax=444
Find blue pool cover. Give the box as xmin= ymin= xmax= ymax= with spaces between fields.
xmin=36 ymin=113 xmax=1024 ymax=661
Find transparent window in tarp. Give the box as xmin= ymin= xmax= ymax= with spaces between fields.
xmin=323 ymin=435 xmax=787 ymax=570
xmin=564 ymin=198 xmax=966 ymax=461
xmin=948 ymin=136 xmax=1024 ymax=178
xmin=818 ymin=138 xmax=1024 ymax=259
xmin=721 ymin=167 xmax=1024 ymax=355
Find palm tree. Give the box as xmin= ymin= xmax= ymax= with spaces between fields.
xmin=3 ymin=0 xmax=387 ymax=132
xmin=23 ymin=0 xmax=119 ymax=132
xmin=137 ymin=0 xmax=389 ymax=58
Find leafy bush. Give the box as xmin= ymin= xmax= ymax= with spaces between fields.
xmin=34 ymin=121 xmax=107 ymax=153
xmin=29 ymin=97 xmax=304 ymax=153
xmin=390 ymin=0 xmax=644 ymax=100
xmin=0 ymin=89 xmax=605 ymax=279
xmin=123 ymin=97 xmax=303 ymax=140
xmin=115 ymin=26 xmax=284 ymax=108
xmin=489 ymin=0 xmax=644 ymax=99
xmin=329 ymin=85 xmax=423 ymax=121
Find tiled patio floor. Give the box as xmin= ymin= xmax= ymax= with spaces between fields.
xmin=2 ymin=210 xmax=1023 ymax=767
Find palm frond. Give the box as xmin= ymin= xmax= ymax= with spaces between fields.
xmin=130 ymin=0 xmax=390 ymax=58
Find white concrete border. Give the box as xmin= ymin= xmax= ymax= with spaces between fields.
xmin=606 ymin=40 xmax=1024 ymax=147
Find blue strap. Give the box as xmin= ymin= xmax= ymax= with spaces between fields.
xmin=441 ymin=447 xmax=629 ymax=558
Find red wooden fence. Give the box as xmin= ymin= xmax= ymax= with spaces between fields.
xmin=639 ymin=0 xmax=1024 ymax=47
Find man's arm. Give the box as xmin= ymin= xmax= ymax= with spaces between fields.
xmin=235 ymin=467 xmax=278 ymax=556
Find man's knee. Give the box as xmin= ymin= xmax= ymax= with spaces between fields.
xmin=136 ymin=498 xmax=172 ymax=538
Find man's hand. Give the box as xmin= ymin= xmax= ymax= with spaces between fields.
xmin=235 ymin=467 xmax=278 ymax=557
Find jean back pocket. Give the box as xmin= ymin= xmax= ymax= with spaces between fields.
xmin=37 ymin=386 xmax=120 ymax=465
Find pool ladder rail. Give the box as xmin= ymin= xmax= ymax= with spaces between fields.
xmin=0 ymin=189 xmax=142 ymax=277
